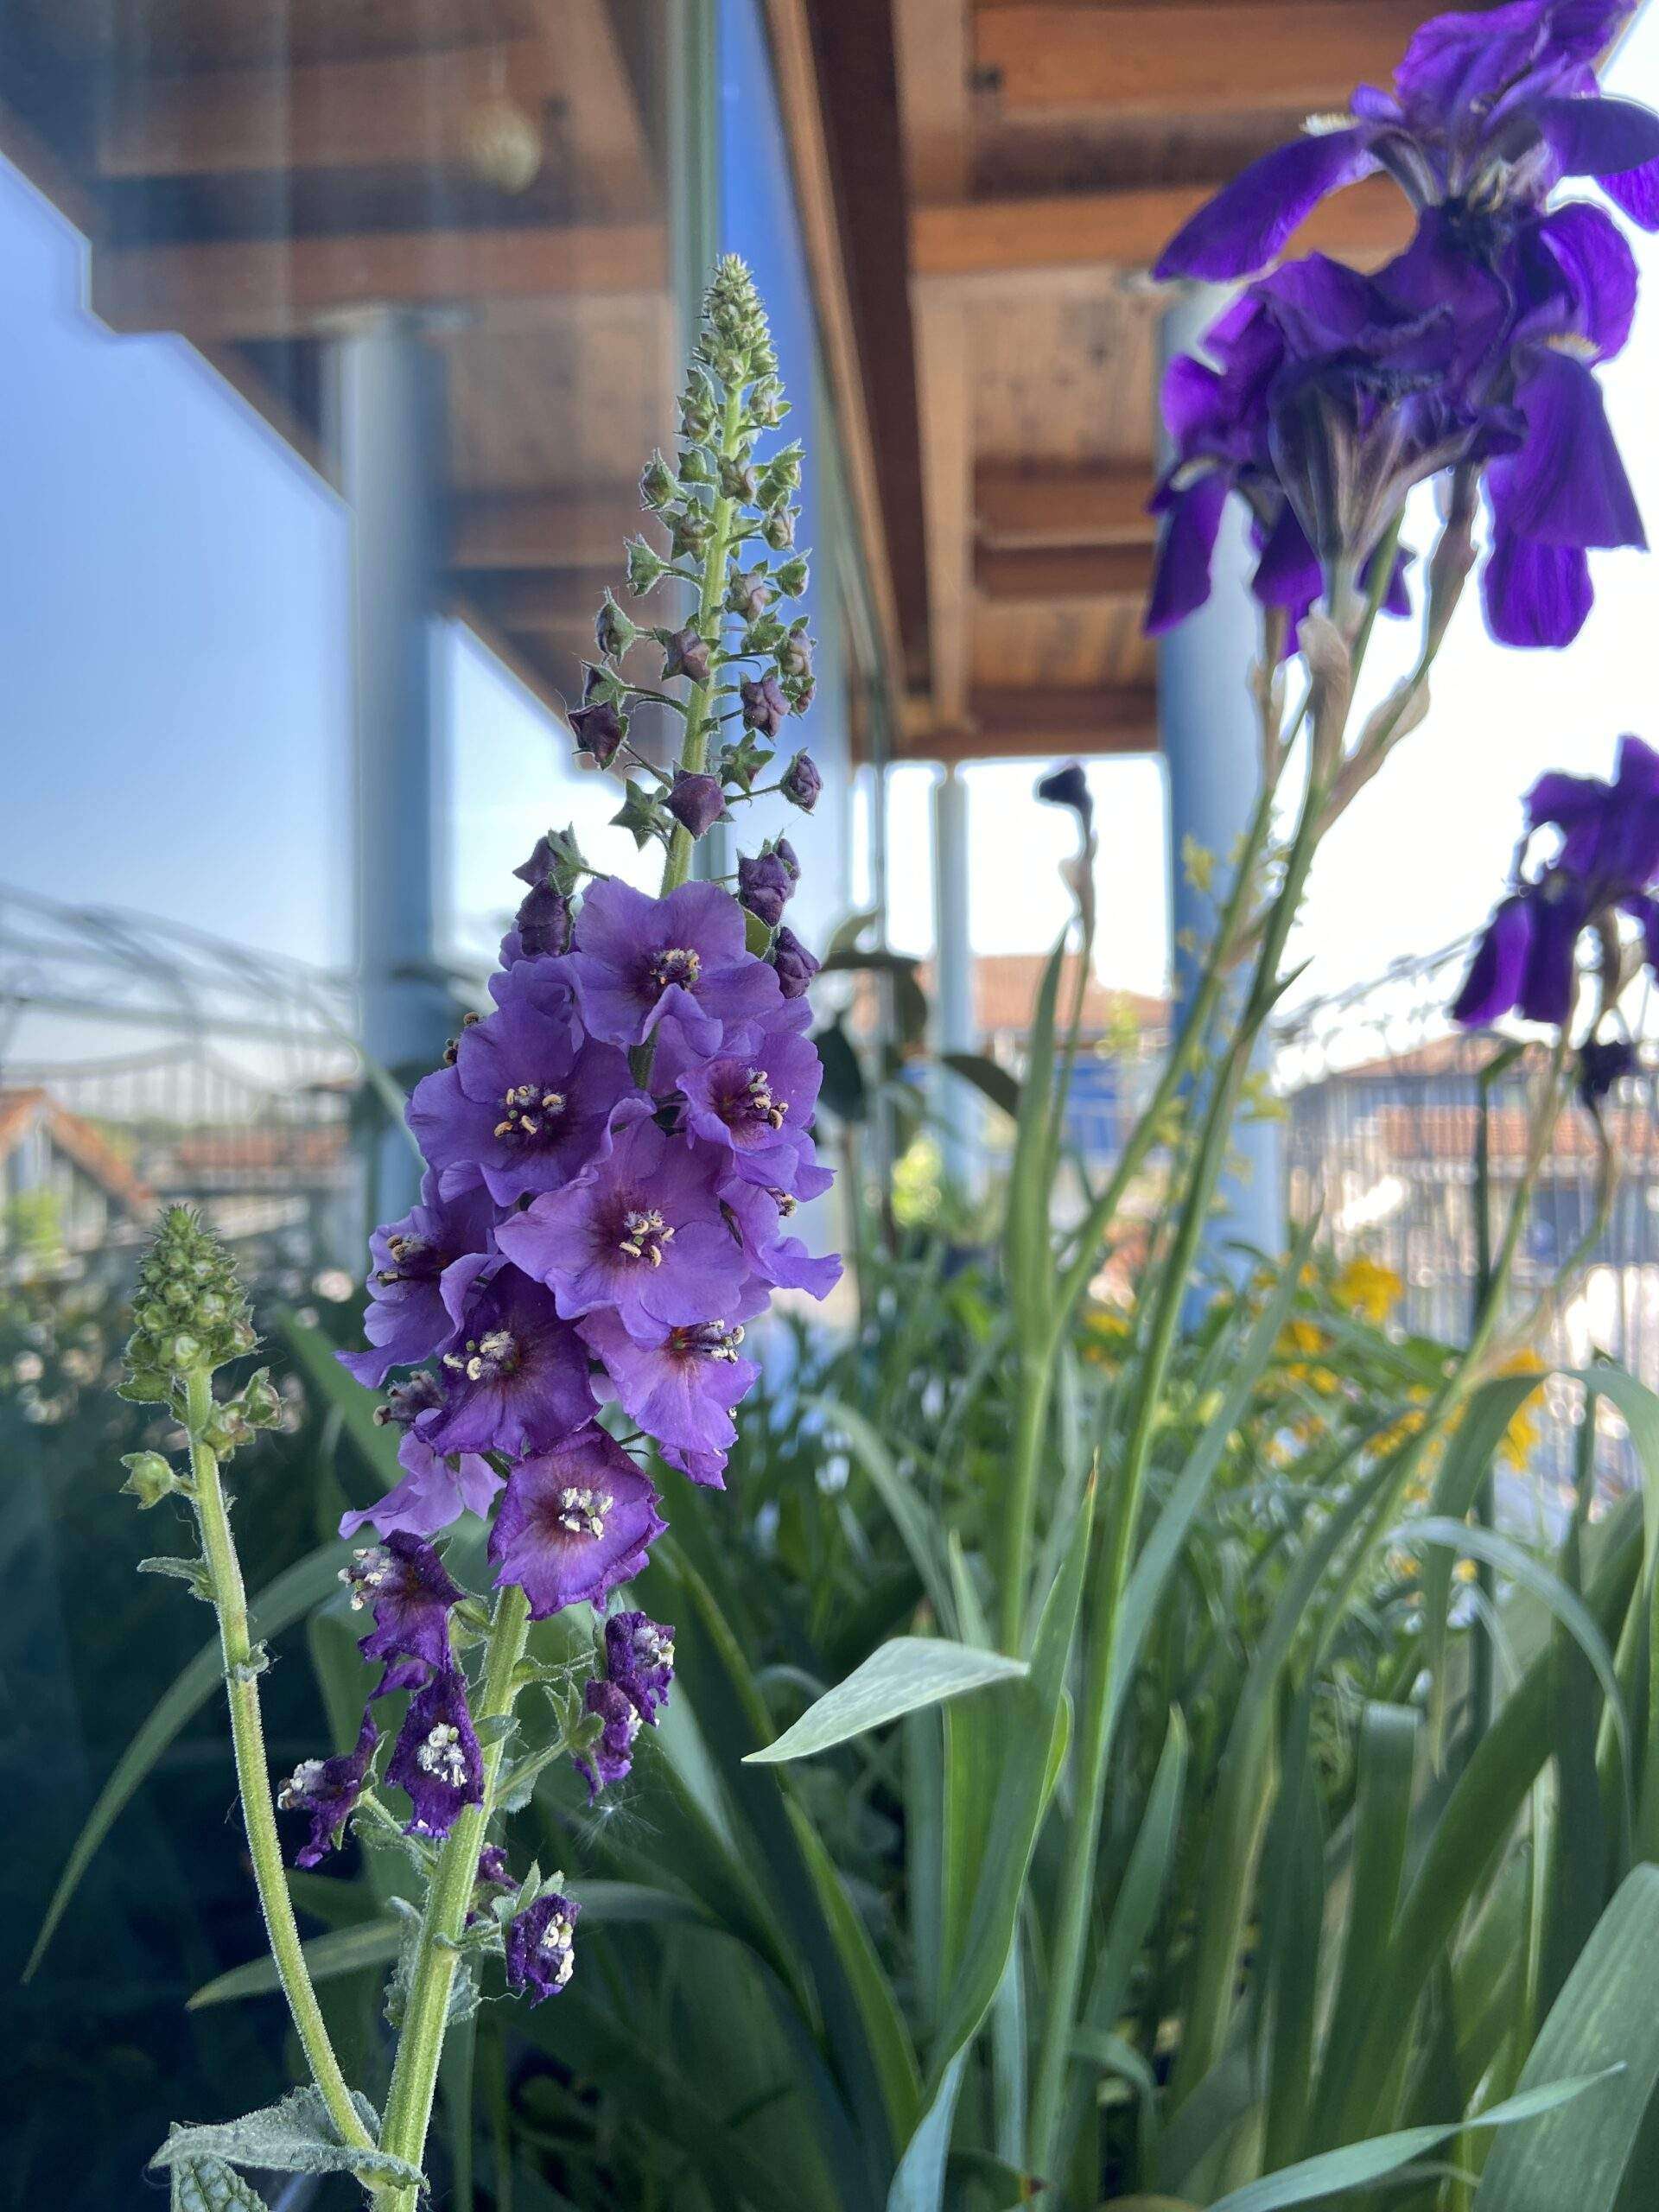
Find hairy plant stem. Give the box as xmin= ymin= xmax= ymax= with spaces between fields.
xmin=375 ymin=1580 xmax=532 ymax=2210
xmin=183 ymin=1369 xmax=378 ymax=2168
xmin=659 ymin=381 xmax=746 ymax=899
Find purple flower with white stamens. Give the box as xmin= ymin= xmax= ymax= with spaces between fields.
xmin=387 ymin=1666 xmax=484 ymax=1839
xmin=487 ymin=1425 xmax=667 ymax=1618
xmin=574 ymin=1676 xmax=641 ymax=1800
xmin=408 ymin=961 xmax=640 ymax=1207
xmin=1154 ymin=0 xmax=1659 ymax=285
xmin=279 ymin=1710 xmax=378 ymax=1869
xmin=580 ymin=1288 xmax=766 ymax=1471
xmin=342 ymin=1529 xmax=466 ymax=1693
xmin=738 ymin=849 xmax=796 ymax=930
xmin=568 ymin=877 xmax=784 ymax=1052
xmin=340 ymin=1429 xmax=505 ymax=1544
xmin=339 ymin=1174 xmax=498 ymax=1390
xmin=605 ymin=1609 xmax=676 ymax=1723
xmin=718 ymin=1172 xmax=842 ymax=1299
xmin=677 ymin=1026 xmax=823 ymax=1185
xmin=420 ymin=1267 xmax=596 ymax=1459
xmin=497 ymin=1117 xmax=748 ymax=1334
xmin=504 ymin=1890 xmax=580 ymax=2004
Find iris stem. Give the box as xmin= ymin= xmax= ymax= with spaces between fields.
xmin=375 ymin=1580 xmax=533 ymax=2210
xmin=183 ymin=1369 xmax=378 ymax=2171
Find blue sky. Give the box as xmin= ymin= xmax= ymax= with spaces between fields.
xmin=8 ymin=12 xmax=1659 ymax=1020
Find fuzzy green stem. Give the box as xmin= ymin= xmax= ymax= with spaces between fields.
xmin=660 ymin=382 xmax=747 ymax=899
xmin=375 ymin=1580 xmax=533 ymax=2211
xmin=184 ymin=1370 xmax=378 ymax=2166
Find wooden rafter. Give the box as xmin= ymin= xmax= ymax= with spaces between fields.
xmin=977 ymin=463 xmax=1154 ymax=549
xmin=902 ymin=683 xmax=1159 ymax=763
xmin=977 ymin=543 xmax=1154 ymax=604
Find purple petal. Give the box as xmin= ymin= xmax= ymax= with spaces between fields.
xmin=1452 ymin=896 xmax=1534 ymax=1027
xmin=488 ymin=1427 xmax=666 ymax=1619
xmin=1517 ymin=882 xmax=1587 ymax=1026
xmin=1529 ymin=202 xmax=1638 ymax=359
xmin=1533 ymin=92 xmax=1659 ymax=181
xmin=1153 ymin=130 xmax=1378 ymax=282
xmin=1496 ymin=352 xmax=1644 ymax=550
xmin=1603 ymin=156 xmax=1659 ymax=228
xmin=1482 ymin=524 xmax=1593 ymax=649
xmin=1145 ymin=474 xmax=1229 ymax=635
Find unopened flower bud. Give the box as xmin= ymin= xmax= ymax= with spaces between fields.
xmin=738 ymin=848 xmax=796 ymax=930
xmin=787 ymin=675 xmax=816 ymax=715
xmin=771 ymin=924 xmax=820 ymax=1000
xmin=121 ymin=1451 xmax=180 ymax=1509
xmin=740 ymin=672 xmax=789 ymax=740
xmin=757 ymin=446 xmax=803 ymax=505
xmin=726 ymin=567 xmax=772 ymax=623
xmin=662 ymin=625 xmax=712 ymax=684
xmin=569 ymin=699 xmax=628 ymax=768
xmin=665 ymin=771 xmax=728 ymax=840
xmin=747 ymin=375 xmax=788 ymax=429
xmin=762 ymin=505 xmax=796 ymax=552
xmin=772 ymin=555 xmax=809 ymax=599
xmin=780 ymin=751 xmax=822 ymax=811
xmin=639 ymin=452 xmax=678 ymax=511
xmin=679 ymin=371 xmax=718 ymax=444
xmin=677 ymin=445 xmax=714 ymax=486
xmin=719 ymin=455 xmax=760 ymax=503
xmin=122 ymin=1207 xmax=256 ymax=1395
xmin=594 ymin=593 xmax=638 ymax=661
xmin=671 ymin=506 xmax=715 ymax=561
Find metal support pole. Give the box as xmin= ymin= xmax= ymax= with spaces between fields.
xmin=332 ymin=310 xmax=450 ymax=1228
xmin=1156 ymin=285 xmax=1283 ymax=1272
xmin=931 ymin=765 xmax=978 ymax=1192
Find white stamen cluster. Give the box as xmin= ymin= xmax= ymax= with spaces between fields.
xmin=557 ymin=1485 xmax=614 ymax=1539
xmin=633 ymin=1623 xmax=675 ymax=1669
xmin=682 ymin=1319 xmax=744 ymax=1363
xmin=341 ymin=1545 xmax=391 ymax=1610
xmin=650 ymin=945 xmax=702 ymax=990
xmin=738 ymin=1067 xmax=786 ymax=1129
xmin=443 ymin=1326 xmax=519 ymax=1382
xmin=416 ymin=1722 xmax=471 ymax=1789
xmin=540 ymin=1907 xmax=577 ymax=1988
xmin=618 ymin=1206 xmax=674 ymax=1265
xmin=494 ymin=1081 xmax=567 ymax=1141
xmin=278 ymin=1758 xmax=326 ymax=1808
xmin=376 ymin=1230 xmax=432 ymax=1284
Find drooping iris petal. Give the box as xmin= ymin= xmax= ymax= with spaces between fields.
xmin=1517 ymin=880 xmax=1589 ymax=1024
xmin=1603 ymin=156 xmax=1659 ymax=227
xmin=1482 ymin=521 xmax=1593 ymax=648
xmin=1496 ymin=352 xmax=1645 ymax=550
xmin=1526 ymin=201 xmax=1639 ymax=358
xmin=1533 ymin=92 xmax=1659 ymax=185
xmin=1153 ymin=128 xmax=1379 ymax=282
xmin=1145 ymin=474 xmax=1230 ymax=634
xmin=1452 ymin=895 xmax=1535 ymax=1026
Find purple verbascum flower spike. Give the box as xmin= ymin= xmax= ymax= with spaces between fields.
xmin=487 ymin=1425 xmax=667 ymax=1618
xmin=342 ymin=1529 xmax=466 ymax=1693
xmin=387 ymin=1666 xmax=486 ymax=1839
xmin=504 ymin=1890 xmax=580 ymax=2003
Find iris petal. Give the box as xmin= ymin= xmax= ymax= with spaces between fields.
xmin=1493 ymin=352 xmax=1644 ymax=550
xmin=1452 ymin=896 xmax=1534 ymax=1027
xmin=1533 ymin=92 xmax=1659 ymax=181
xmin=1153 ymin=130 xmax=1379 ymax=282
xmin=1145 ymin=474 xmax=1229 ymax=635
xmin=1482 ymin=524 xmax=1593 ymax=649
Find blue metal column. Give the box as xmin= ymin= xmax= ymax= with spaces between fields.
xmin=334 ymin=309 xmax=450 ymax=1225
xmin=931 ymin=765 xmax=978 ymax=1191
xmin=1156 ymin=284 xmax=1283 ymax=1269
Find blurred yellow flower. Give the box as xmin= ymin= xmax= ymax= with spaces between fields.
xmin=1333 ymin=1255 xmax=1403 ymax=1325
xmin=1496 ymin=1350 xmax=1548 ymax=1472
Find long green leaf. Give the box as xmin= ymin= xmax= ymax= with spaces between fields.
xmin=1205 ymin=2073 xmax=1618 ymax=2212
xmin=1474 ymin=1866 xmax=1659 ymax=2209
xmin=814 ymin=1396 xmax=957 ymax=1630
xmin=25 ymin=1538 xmax=350 ymax=1979
xmin=745 ymin=1639 xmax=1027 ymax=1764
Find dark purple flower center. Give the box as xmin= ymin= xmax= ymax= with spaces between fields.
xmin=616 ymin=1205 xmax=675 ymax=1267
xmin=723 ymin=1065 xmax=787 ymax=1132
xmin=630 ymin=1619 xmax=674 ymax=1669
xmin=768 ymin=1185 xmax=798 ymax=1217
xmin=493 ymin=1081 xmax=568 ymax=1144
xmin=650 ymin=946 xmax=702 ymax=991
xmin=669 ymin=1319 xmax=746 ymax=1363
xmin=377 ymin=1231 xmax=437 ymax=1285
xmin=342 ymin=1545 xmax=395 ymax=1609
xmin=375 ymin=1370 xmax=444 ymax=1429
xmin=443 ymin=1328 xmax=521 ymax=1385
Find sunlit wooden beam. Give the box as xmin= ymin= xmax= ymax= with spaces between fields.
xmin=977 ymin=543 xmax=1154 ymax=603
xmin=903 ymin=684 xmax=1159 ymax=760
xmin=977 ymin=462 xmax=1154 ymax=549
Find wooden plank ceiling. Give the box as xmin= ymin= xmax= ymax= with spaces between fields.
xmin=875 ymin=0 xmax=1470 ymax=765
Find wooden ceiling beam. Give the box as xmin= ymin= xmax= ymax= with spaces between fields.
xmin=974 ymin=3 xmax=1440 ymax=118
xmin=977 ymin=543 xmax=1154 ymax=602
xmin=912 ymin=172 xmax=1410 ymax=280
xmin=450 ymin=491 xmax=645 ymax=572
xmin=903 ymin=684 xmax=1160 ymax=761
xmin=91 ymin=223 xmax=668 ymax=339
xmin=977 ymin=462 xmax=1153 ymax=549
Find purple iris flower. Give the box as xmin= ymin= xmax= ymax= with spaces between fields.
xmin=718 ymin=1171 xmax=842 ymax=1299
xmin=677 ymin=1025 xmax=823 ymax=1185
xmin=574 ymin=1675 xmax=641 ymax=1800
xmin=605 ymin=1610 xmax=676 ymax=1723
xmin=1580 ymin=1034 xmax=1637 ymax=1104
xmin=408 ymin=959 xmax=641 ymax=1207
xmin=387 ymin=1666 xmax=485 ymax=1839
xmin=487 ymin=1425 xmax=667 ymax=1618
xmin=342 ymin=1529 xmax=465 ymax=1693
xmin=568 ymin=877 xmax=784 ymax=1053
xmin=496 ymin=1117 xmax=749 ymax=1336
xmin=279 ymin=1710 xmax=378 ymax=1868
xmin=340 ymin=1429 xmax=505 ymax=1544
xmin=339 ymin=1174 xmax=497 ymax=1389
xmin=504 ymin=1891 xmax=580 ymax=2003
xmin=580 ymin=1286 xmax=766 ymax=1478
xmin=1154 ymin=0 xmax=1659 ymax=284
xmin=420 ymin=1267 xmax=596 ymax=1459
xmin=1453 ymin=734 xmax=1659 ymax=1025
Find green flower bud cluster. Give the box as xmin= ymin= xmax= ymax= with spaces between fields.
xmin=120 ymin=1206 xmax=257 ymax=1404
xmin=575 ymin=257 xmax=819 ymax=858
